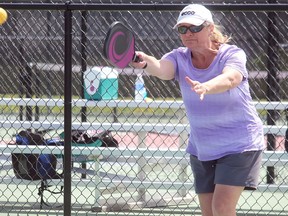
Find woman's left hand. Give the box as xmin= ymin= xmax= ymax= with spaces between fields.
xmin=185 ymin=76 xmax=209 ymax=101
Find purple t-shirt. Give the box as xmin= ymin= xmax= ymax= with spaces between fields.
xmin=162 ymin=44 xmax=264 ymax=161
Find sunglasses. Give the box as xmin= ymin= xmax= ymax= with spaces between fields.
xmin=177 ymin=24 xmax=205 ymax=34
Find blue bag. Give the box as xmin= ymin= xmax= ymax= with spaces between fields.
xmin=12 ymin=130 xmax=62 ymax=180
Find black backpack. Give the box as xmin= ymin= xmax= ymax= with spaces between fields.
xmin=12 ymin=130 xmax=118 ymax=180
xmin=11 ymin=130 xmax=63 ymax=209
xmin=12 ymin=130 xmax=63 ymax=181
xmin=11 ymin=129 xmax=118 ymax=208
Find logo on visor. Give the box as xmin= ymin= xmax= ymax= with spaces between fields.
xmin=181 ymin=11 xmax=195 ymax=16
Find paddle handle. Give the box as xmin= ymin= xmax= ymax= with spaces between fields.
xmin=132 ymin=53 xmax=141 ymax=63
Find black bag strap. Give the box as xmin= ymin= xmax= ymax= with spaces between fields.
xmin=100 ymin=130 xmax=119 ymax=147
xmin=70 ymin=130 xmax=118 ymax=147
xmin=38 ymin=179 xmax=63 ymax=209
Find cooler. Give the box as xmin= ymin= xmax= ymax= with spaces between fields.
xmin=84 ymin=66 xmax=118 ymax=100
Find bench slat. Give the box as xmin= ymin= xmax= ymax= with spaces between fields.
xmin=0 ymin=120 xmax=286 ymax=135
xmin=0 ymin=146 xmax=287 ymax=161
xmin=1 ymin=177 xmax=287 ymax=193
xmin=1 ymin=98 xmax=288 ymax=110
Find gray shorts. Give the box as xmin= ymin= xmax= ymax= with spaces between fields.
xmin=190 ymin=150 xmax=263 ymax=194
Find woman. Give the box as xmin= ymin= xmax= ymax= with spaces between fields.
xmin=131 ymin=4 xmax=264 ymax=216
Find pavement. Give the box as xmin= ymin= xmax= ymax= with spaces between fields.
xmin=0 ymin=181 xmax=287 ymax=216
xmin=1 ymin=132 xmax=288 ymax=215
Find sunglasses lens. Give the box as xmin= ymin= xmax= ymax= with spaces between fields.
xmin=190 ymin=25 xmax=204 ymax=33
xmin=178 ymin=25 xmax=205 ymax=34
xmin=178 ymin=26 xmax=188 ymax=34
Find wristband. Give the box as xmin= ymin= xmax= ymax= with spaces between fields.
xmin=142 ymin=62 xmax=148 ymax=69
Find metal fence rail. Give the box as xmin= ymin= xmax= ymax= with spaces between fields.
xmin=0 ymin=1 xmax=288 ymax=215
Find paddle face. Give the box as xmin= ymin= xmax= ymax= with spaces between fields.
xmin=103 ymin=21 xmax=138 ymax=69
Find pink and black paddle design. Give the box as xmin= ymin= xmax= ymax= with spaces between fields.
xmin=103 ymin=21 xmax=140 ymax=68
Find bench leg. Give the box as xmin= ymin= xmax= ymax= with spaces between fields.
xmin=177 ymin=109 xmax=189 ymax=197
xmin=137 ymin=131 xmax=147 ymax=202
xmin=91 ymin=157 xmax=102 ymax=212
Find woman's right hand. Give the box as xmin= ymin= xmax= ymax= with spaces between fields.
xmin=130 ymin=51 xmax=175 ymax=80
xmin=130 ymin=51 xmax=148 ymax=69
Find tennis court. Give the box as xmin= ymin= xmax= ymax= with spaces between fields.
xmin=0 ymin=187 xmax=287 ymax=216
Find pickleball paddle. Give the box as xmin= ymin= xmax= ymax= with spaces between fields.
xmin=103 ymin=21 xmax=140 ymax=68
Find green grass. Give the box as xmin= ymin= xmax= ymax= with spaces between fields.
xmin=0 ymin=95 xmax=178 ymax=117
xmin=0 ymin=95 xmax=272 ymax=121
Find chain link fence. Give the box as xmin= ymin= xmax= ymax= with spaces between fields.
xmin=0 ymin=1 xmax=288 ymax=215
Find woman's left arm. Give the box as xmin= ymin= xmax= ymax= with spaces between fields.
xmin=186 ymin=67 xmax=243 ymax=100
xmin=186 ymin=47 xmax=247 ymax=100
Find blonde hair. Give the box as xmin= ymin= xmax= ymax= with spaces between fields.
xmin=209 ymin=24 xmax=232 ymax=49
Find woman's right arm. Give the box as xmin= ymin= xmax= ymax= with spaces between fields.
xmin=130 ymin=51 xmax=175 ymax=80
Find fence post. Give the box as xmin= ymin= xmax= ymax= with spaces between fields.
xmin=32 ymin=63 xmax=40 ymax=123
xmin=18 ymin=37 xmax=25 ymax=121
xmin=64 ymin=2 xmax=73 ymax=216
xmin=266 ymin=0 xmax=280 ymax=184
xmin=285 ymin=109 xmax=288 ymax=152
xmin=45 ymin=0 xmax=53 ymax=114
xmin=25 ymin=63 xmax=33 ymax=123
xmin=80 ymin=10 xmax=88 ymax=179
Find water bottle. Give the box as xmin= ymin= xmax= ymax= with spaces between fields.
xmin=134 ymin=74 xmax=147 ymax=101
